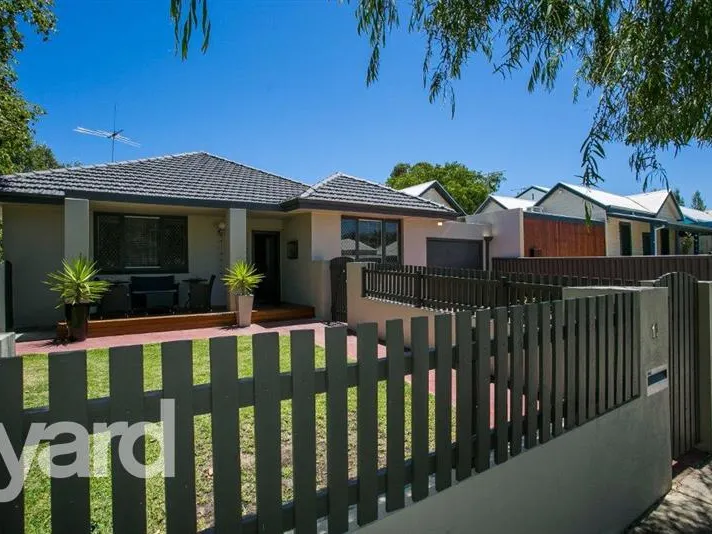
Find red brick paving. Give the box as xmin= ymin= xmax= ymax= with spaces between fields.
xmin=15 ymin=319 xmax=386 ymax=358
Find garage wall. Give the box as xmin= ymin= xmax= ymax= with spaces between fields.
xmin=402 ymin=218 xmax=486 ymax=266
xmin=3 ymin=203 xmax=65 ymax=328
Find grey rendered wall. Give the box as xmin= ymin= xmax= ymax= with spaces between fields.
xmin=3 ymin=203 xmax=64 ymax=328
xmin=347 ymin=262 xmax=454 ymax=346
xmin=281 ymin=213 xmax=313 ymax=306
xmin=362 ymin=287 xmax=672 ymax=534
xmin=466 ymin=208 xmax=524 ymax=259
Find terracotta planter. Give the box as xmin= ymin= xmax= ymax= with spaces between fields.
xmin=236 ymin=295 xmax=254 ymax=327
xmin=66 ymin=303 xmax=90 ymax=342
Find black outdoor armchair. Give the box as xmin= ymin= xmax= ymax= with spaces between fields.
xmin=99 ymin=283 xmax=131 ymax=318
xmin=188 ymin=274 xmax=216 ymax=312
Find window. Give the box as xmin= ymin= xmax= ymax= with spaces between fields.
xmin=340 ymin=217 xmax=400 ymax=263
xmin=94 ymin=213 xmax=188 ymax=273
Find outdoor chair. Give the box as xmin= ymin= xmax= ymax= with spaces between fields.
xmin=99 ymin=283 xmax=131 ymax=318
xmin=188 ymin=274 xmax=216 ymax=312
xmin=130 ymin=275 xmax=179 ymax=313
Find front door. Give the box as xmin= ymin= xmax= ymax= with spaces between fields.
xmin=253 ymin=232 xmax=281 ymax=305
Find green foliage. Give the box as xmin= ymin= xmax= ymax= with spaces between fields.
xmin=0 ymin=1 xmax=56 ymax=175
xmin=691 ymin=191 xmax=707 ymax=211
xmin=44 ymin=256 xmax=111 ymax=307
xmin=170 ymin=0 xmax=211 ymax=59
xmin=674 ymin=188 xmax=685 ymax=207
xmin=223 ymin=260 xmax=264 ymax=296
xmin=348 ymin=0 xmax=712 ymax=189
xmin=680 ymin=233 xmax=694 ymax=254
xmin=386 ymin=161 xmax=503 ymax=214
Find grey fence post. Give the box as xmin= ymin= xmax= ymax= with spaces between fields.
xmin=0 ymin=333 xmax=15 ymax=358
xmin=415 ymin=272 xmax=423 ymax=308
xmin=698 ymin=281 xmax=712 ymax=452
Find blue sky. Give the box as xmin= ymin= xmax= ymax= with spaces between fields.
xmin=16 ymin=1 xmax=711 ymax=200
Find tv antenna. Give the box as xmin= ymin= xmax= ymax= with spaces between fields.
xmin=74 ymin=105 xmax=140 ymax=162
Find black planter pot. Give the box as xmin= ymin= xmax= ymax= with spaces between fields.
xmin=65 ymin=303 xmax=90 ymax=342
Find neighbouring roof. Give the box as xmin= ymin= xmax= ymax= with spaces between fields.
xmin=399 ymin=180 xmax=438 ymax=197
xmin=626 ymin=190 xmax=671 ymax=214
xmin=399 ymin=180 xmax=466 ymax=215
xmin=490 ymin=195 xmax=536 ymax=210
xmin=287 ymin=173 xmax=456 ymax=218
xmin=681 ymin=206 xmax=712 ymax=224
xmin=473 ymin=194 xmax=536 ymax=214
xmin=516 ymin=185 xmax=550 ymax=198
xmin=0 ymin=153 xmax=456 ymax=218
xmin=559 ymin=183 xmax=652 ymax=214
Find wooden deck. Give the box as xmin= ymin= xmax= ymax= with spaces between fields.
xmin=56 ymin=304 xmax=315 ymax=339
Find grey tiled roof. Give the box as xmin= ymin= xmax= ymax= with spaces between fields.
xmin=294 ymin=173 xmax=456 ymax=216
xmin=0 ymin=154 xmax=456 ymax=217
xmin=0 ymin=152 xmax=309 ymax=207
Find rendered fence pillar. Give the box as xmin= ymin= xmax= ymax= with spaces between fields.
xmin=226 ymin=208 xmax=247 ymax=311
xmin=0 ymin=333 xmax=16 ymax=358
xmin=311 ymin=260 xmax=331 ymax=321
xmin=346 ymin=262 xmax=366 ymax=332
xmin=64 ymin=198 xmax=90 ymax=259
xmin=698 ymin=282 xmax=712 ymax=452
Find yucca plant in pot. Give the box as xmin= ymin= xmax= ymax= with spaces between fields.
xmin=45 ymin=256 xmax=110 ymax=341
xmin=223 ymin=260 xmax=264 ymax=327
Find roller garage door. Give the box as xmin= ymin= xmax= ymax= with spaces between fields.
xmin=426 ymin=238 xmax=483 ymax=269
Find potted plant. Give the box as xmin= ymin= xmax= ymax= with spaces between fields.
xmin=45 ymin=256 xmax=110 ymax=341
xmin=223 ymin=260 xmax=264 ymax=327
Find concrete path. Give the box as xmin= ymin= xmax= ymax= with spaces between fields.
xmin=628 ymin=453 xmax=712 ymax=533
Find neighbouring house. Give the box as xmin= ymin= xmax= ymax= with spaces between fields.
xmin=472 ymin=182 xmax=712 ymax=257
xmin=681 ymin=206 xmax=712 ymax=253
xmin=474 ymin=194 xmax=535 ymax=215
xmin=399 ymin=180 xmax=466 ymax=216
xmin=0 ymin=152 xmax=492 ymax=329
xmin=515 ymin=185 xmax=550 ymax=202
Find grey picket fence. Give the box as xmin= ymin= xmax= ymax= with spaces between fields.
xmin=0 ymin=295 xmax=640 ymax=534
xmin=362 ymin=264 xmax=563 ymax=309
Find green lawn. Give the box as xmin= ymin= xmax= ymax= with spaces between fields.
xmin=21 ymin=337 xmax=438 ymax=533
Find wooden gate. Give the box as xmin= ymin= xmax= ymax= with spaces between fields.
xmin=330 ymin=257 xmax=353 ymax=322
xmin=654 ymin=272 xmax=699 ymax=458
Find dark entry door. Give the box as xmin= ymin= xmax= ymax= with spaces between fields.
xmin=426 ymin=238 xmax=483 ymax=269
xmin=330 ymin=257 xmax=353 ymax=322
xmin=253 ymin=232 xmax=280 ymax=305
xmin=660 ymin=228 xmax=671 ymax=255
xmin=619 ymin=223 xmax=632 ymax=256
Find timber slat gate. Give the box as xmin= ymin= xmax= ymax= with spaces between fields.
xmin=330 ymin=257 xmax=352 ymax=322
xmin=654 ymin=272 xmax=700 ymax=458
xmin=0 ymin=297 xmax=640 ymax=534
xmin=362 ymin=264 xmax=563 ymax=309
